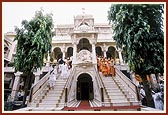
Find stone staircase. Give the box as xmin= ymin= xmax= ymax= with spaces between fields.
xmin=29 ymin=78 xmax=67 ymax=110
xmin=100 ymin=72 xmax=140 ymax=108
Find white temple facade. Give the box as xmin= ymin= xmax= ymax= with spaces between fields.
xmin=3 ymin=14 xmax=142 ymax=111
xmin=50 ymin=14 xmax=123 ymax=65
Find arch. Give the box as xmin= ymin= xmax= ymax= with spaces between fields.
xmin=66 ymin=47 xmax=73 ymax=58
xmin=53 ymin=47 xmax=63 ymax=60
xmin=96 ymin=46 xmax=103 ymax=57
xmin=106 ymin=46 xmax=119 ymax=59
xmin=79 ymin=22 xmax=89 ymax=26
xmin=77 ymin=73 xmax=94 ymax=100
xmin=77 ymin=38 xmax=92 ymax=52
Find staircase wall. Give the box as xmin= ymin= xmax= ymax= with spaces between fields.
xmin=66 ymin=63 xmax=102 ymax=106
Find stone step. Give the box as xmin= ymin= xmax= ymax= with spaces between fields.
xmin=40 ymin=98 xmax=60 ymax=102
xmin=48 ymin=90 xmax=63 ymax=93
xmin=111 ymin=102 xmax=130 ymax=106
xmin=53 ymin=86 xmax=65 ymax=88
xmin=67 ymin=101 xmax=80 ymax=107
xmin=43 ymin=96 xmax=61 ymax=99
xmin=57 ymin=103 xmax=65 ymax=108
xmin=130 ymin=101 xmax=141 ymax=106
xmin=89 ymin=100 xmax=100 ymax=107
xmin=104 ymin=84 xmax=117 ymax=87
xmin=30 ymin=107 xmax=56 ymax=111
xmin=46 ymin=93 xmax=62 ymax=96
xmin=106 ymin=90 xmax=122 ymax=93
xmin=105 ymin=87 xmax=119 ymax=90
xmin=55 ymin=83 xmax=66 ymax=85
xmin=46 ymin=92 xmax=62 ymax=95
xmin=38 ymin=103 xmax=57 ymax=107
xmin=102 ymin=102 xmax=111 ymax=107
xmin=109 ymin=97 xmax=127 ymax=101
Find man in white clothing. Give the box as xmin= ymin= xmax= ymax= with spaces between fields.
xmin=139 ymin=85 xmax=147 ymax=106
xmin=48 ymin=68 xmax=56 ymax=89
xmin=60 ymin=62 xmax=69 ymax=79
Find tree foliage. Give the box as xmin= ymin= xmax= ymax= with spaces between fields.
xmin=14 ymin=9 xmax=54 ymax=73
xmin=13 ymin=9 xmax=54 ymax=106
xmin=108 ymin=4 xmax=164 ymax=76
xmin=108 ymin=4 xmax=164 ymax=108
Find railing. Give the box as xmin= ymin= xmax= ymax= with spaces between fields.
xmin=93 ymin=66 xmax=104 ymax=103
xmin=64 ymin=67 xmax=76 ymax=103
xmin=28 ymin=71 xmax=50 ymax=104
xmin=115 ymin=68 xmax=139 ymax=101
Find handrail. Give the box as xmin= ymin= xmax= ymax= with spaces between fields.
xmin=28 ymin=71 xmax=50 ymax=103
xmin=65 ymin=67 xmax=76 ymax=93
xmin=115 ymin=68 xmax=139 ymax=100
xmin=64 ymin=67 xmax=76 ymax=103
xmin=93 ymin=66 xmax=104 ymax=102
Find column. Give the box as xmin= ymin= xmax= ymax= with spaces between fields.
xmin=11 ymin=72 xmax=22 ymax=101
xmin=34 ymin=69 xmax=41 ymax=84
xmin=103 ymin=51 xmax=107 ymax=58
xmin=72 ymin=34 xmax=77 ymax=65
xmin=92 ymin=43 xmax=97 ymax=64
xmin=46 ymin=51 xmax=50 ymax=66
xmin=72 ymin=43 xmax=77 ymax=64
xmin=91 ymin=34 xmax=97 ymax=64
xmin=103 ymin=43 xmax=107 ymax=58
xmin=117 ymin=48 xmax=124 ymax=65
xmin=62 ymin=44 xmax=66 ymax=60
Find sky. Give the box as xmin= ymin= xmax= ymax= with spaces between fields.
xmin=2 ymin=2 xmax=112 ymax=33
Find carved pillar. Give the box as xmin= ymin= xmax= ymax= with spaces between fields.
xmin=103 ymin=43 xmax=107 ymax=58
xmin=11 ymin=72 xmax=22 ymax=101
xmin=92 ymin=43 xmax=97 ymax=64
xmin=72 ymin=34 xmax=77 ymax=65
xmin=62 ymin=44 xmax=66 ymax=60
xmin=34 ymin=69 xmax=41 ymax=84
xmin=72 ymin=43 xmax=77 ymax=64
xmin=103 ymin=51 xmax=107 ymax=58
xmin=46 ymin=51 xmax=50 ymax=66
xmin=91 ymin=34 xmax=97 ymax=64
xmin=117 ymin=48 xmax=124 ymax=65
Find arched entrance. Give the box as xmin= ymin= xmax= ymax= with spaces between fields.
xmin=77 ymin=38 xmax=92 ymax=52
xmin=77 ymin=73 xmax=93 ymax=100
xmin=96 ymin=46 xmax=103 ymax=56
xmin=66 ymin=47 xmax=73 ymax=58
xmin=53 ymin=47 xmax=63 ymax=60
xmin=106 ymin=46 xmax=119 ymax=59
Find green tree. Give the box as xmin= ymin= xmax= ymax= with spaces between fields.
xmin=14 ymin=9 xmax=54 ymax=107
xmin=108 ymin=4 xmax=164 ymax=108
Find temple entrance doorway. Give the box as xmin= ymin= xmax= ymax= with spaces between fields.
xmin=77 ymin=73 xmax=93 ymax=100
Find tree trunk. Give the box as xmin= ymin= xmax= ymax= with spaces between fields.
xmin=141 ymin=75 xmax=155 ymax=108
xmin=21 ymin=73 xmax=31 ymax=107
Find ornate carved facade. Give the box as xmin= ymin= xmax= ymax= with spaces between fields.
xmin=51 ymin=14 xmax=123 ymax=64
xmin=3 ymin=13 xmax=124 ymax=104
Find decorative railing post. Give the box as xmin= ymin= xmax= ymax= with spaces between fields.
xmin=101 ymin=88 xmax=104 ymax=102
xmin=65 ymin=88 xmax=68 ymax=107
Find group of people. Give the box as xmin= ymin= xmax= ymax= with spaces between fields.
xmin=139 ymin=83 xmax=164 ymax=110
xmin=48 ymin=57 xmax=72 ymax=89
xmin=97 ymin=56 xmax=116 ymax=77
xmin=17 ymin=89 xmax=24 ymax=101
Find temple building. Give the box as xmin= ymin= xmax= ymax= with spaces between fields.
xmin=5 ymin=13 xmax=160 ymax=111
